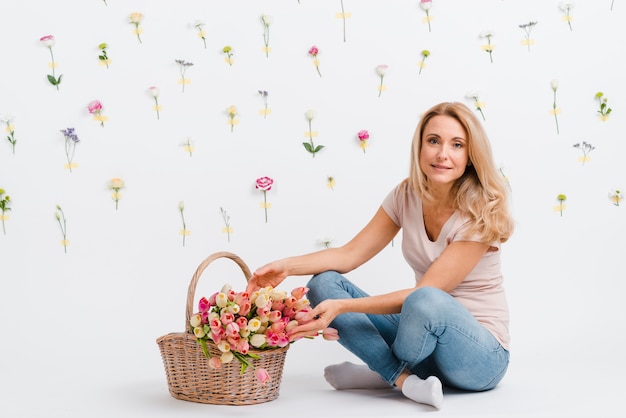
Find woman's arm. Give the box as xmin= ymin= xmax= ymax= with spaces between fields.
xmin=288 ymin=240 xmax=490 ymax=340
xmin=246 ymin=206 xmax=400 ymax=293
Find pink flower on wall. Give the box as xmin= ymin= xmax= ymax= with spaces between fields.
xmin=308 ymin=46 xmax=322 ymax=77
xmin=255 ymin=177 xmax=274 ymax=223
xmin=419 ymin=0 xmax=433 ymax=32
xmin=40 ymin=35 xmax=62 ymax=90
xmin=357 ymin=129 xmax=370 ymax=153
xmin=87 ymin=100 xmax=106 ymax=127
xmin=147 ymin=86 xmax=161 ymax=120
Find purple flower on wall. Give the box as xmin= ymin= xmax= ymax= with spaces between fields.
xmin=60 ymin=127 xmax=80 ymax=172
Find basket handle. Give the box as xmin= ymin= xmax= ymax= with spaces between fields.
xmin=185 ymin=251 xmax=252 ymax=331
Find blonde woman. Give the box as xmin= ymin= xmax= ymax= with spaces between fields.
xmin=247 ymin=102 xmax=514 ymax=409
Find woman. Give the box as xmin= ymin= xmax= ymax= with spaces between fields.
xmin=246 ymin=102 xmax=514 ymax=409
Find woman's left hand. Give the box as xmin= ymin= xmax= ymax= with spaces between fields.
xmin=288 ymin=299 xmax=340 ymax=341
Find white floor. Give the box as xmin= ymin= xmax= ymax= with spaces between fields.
xmin=2 ymin=329 xmax=623 ymax=418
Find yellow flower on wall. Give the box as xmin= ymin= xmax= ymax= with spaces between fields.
xmin=108 ymin=178 xmax=125 ymax=210
xmin=130 ymin=12 xmax=144 ymax=44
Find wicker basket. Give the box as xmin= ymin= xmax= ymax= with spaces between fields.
xmin=156 ymin=251 xmax=290 ymax=405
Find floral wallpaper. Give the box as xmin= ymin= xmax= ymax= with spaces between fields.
xmin=0 ymin=0 xmax=625 ymax=395
xmin=0 ymin=0 xmax=626 ymax=414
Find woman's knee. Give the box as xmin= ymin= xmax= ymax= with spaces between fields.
xmin=306 ymin=270 xmax=344 ymax=305
xmin=403 ymin=286 xmax=451 ymax=316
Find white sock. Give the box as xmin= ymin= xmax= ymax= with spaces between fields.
xmin=401 ymin=375 xmax=443 ymax=409
xmin=324 ymin=361 xmax=391 ymax=389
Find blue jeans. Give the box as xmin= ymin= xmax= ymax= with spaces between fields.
xmin=307 ymin=271 xmax=510 ymax=391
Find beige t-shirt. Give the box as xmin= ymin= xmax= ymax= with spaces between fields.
xmin=381 ymin=182 xmax=510 ymax=350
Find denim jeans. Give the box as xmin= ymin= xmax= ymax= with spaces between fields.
xmin=307 ymin=271 xmax=510 ymax=391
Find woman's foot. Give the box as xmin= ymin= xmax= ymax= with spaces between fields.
xmin=401 ymin=375 xmax=443 ymax=409
xmin=324 ymin=361 xmax=391 ymax=389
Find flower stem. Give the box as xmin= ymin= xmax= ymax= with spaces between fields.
xmin=309 ymin=120 xmax=315 ymax=158
xmin=378 ymin=76 xmax=383 ymax=98
xmin=340 ymin=0 xmax=346 ymax=42
xmin=263 ymin=191 xmax=268 ymax=222
xmin=48 ymin=47 xmax=59 ymax=90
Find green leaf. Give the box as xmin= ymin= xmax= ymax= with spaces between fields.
xmin=199 ymin=338 xmax=210 ymax=358
xmin=302 ymin=142 xmax=313 ymax=153
xmin=314 ymin=145 xmax=325 ymax=153
xmin=47 ymin=75 xmax=58 ymax=85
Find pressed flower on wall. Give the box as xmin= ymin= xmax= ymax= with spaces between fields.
xmin=376 ymin=64 xmax=388 ymax=97
xmin=550 ymin=79 xmax=560 ymax=134
xmin=40 ymin=35 xmax=62 ymax=90
xmin=255 ymin=177 xmax=274 ymax=223
xmin=479 ymin=30 xmax=495 ymax=63
xmin=418 ymin=50 xmax=430 ymax=75
xmin=519 ymin=21 xmax=538 ymax=52
xmin=326 ymin=176 xmax=336 ymax=190
xmin=227 ymin=105 xmax=239 ymax=132
xmin=303 ymin=109 xmax=323 ymax=157
xmin=108 ymin=178 xmax=125 ymax=210
xmin=87 ymin=100 xmax=106 ymax=127
xmin=337 ymin=0 xmax=349 ymax=42
xmin=175 ymin=59 xmax=194 ymax=92
xmin=261 ymin=14 xmax=273 ymax=57
xmin=0 ymin=188 xmax=11 ymax=235
xmin=59 ymin=127 xmax=80 ymax=172
xmin=419 ymin=0 xmax=433 ymax=32
xmin=222 ymin=46 xmax=234 ymax=66
xmin=609 ymin=189 xmax=622 ymax=206
xmin=595 ymin=92 xmax=612 ymax=120
xmin=183 ymin=137 xmax=194 ymax=157
xmin=308 ymin=46 xmax=322 ymax=77
xmin=220 ymin=207 xmax=232 ymax=242
xmin=179 ymin=201 xmax=189 ymax=246
xmin=559 ymin=2 xmax=574 ymax=31
xmin=317 ymin=236 xmax=334 ymax=249
xmin=465 ymin=91 xmax=486 ymax=121
xmin=194 ymin=21 xmax=207 ymax=49
xmin=98 ymin=43 xmax=110 ymax=68
xmin=55 ymin=205 xmax=68 ymax=253
xmin=258 ymin=90 xmax=270 ymax=118
xmin=130 ymin=12 xmax=144 ymax=44
xmin=555 ymin=194 xmax=567 ymax=217
xmin=1 ymin=114 xmax=16 ymax=154
xmin=147 ymin=86 xmax=161 ymax=120
xmin=572 ymin=141 xmax=595 ymax=165
xmin=357 ymin=129 xmax=370 ymax=153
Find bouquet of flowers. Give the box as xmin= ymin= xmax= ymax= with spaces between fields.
xmin=189 ymin=284 xmax=316 ymax=384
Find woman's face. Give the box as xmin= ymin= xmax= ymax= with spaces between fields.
xmin=419 ymin=115 xmax=470 ymax=189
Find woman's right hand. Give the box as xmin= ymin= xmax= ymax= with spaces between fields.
xmin=245 ymin=261 xmax=289 ymax=294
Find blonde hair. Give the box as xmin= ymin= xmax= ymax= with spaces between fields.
xmin=406 ymin=102 xmax=514 ymax=244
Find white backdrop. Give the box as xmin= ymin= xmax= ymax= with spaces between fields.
xmin=1 ymin=1 xmax=624 ymax=416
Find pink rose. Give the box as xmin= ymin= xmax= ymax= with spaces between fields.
xmin=208 ymin=356 xmax=222 ymax=369
xmin=291 ymin=286 xmax=309 ymax=300
xmin=322 ymin=327 xmax=340 ymax=341
xmin=255 ymin=176 xmax=274 ymax=191
xmin=198 ymin=297 xmax=210 ymax=312
xmin=255 ymin=368 xmax=270 ymax=385
xmin=40 ymin=35 xmax=55 ymax=47
xmin=87 ymin=100 xmax=103 ymax=114
xmin=357 ymin=130 xmax=370 ymax=141
xmin=308 ymin=45 xmax=319 ymax=56
xmin=220 ymin=312 xmax=235 ymax=325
